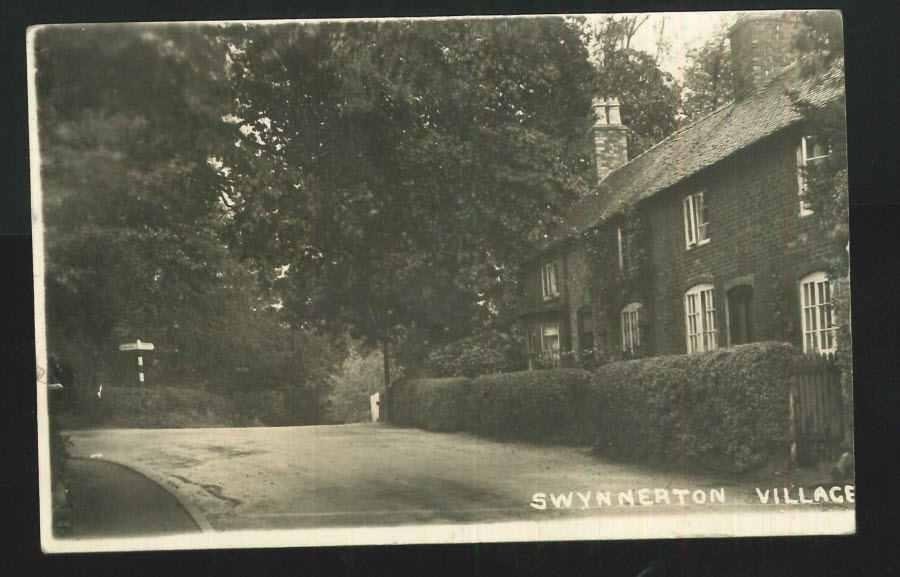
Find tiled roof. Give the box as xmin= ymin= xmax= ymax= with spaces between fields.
xmin=552 ymin=59 xmax=845 ymax=243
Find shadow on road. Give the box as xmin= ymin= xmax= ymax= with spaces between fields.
xmin=63 ymin=458 xmax=201 ymax=538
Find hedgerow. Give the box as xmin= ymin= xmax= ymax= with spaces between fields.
xmin=474 ymin=369 xmax=594 ymax=443
xmin=390 ymin=377 xmax=477 ymax=432
xmin=590 ymin=342 xmax=797 ymax=472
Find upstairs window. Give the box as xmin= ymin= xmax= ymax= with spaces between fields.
xmin=541 ymin=260 xmax=561 ymax=300
xmin=683 ymin=192 xmax=709 ymax=249
xmin=800 ymin=271 xmax=836 ymax=354
xmin=617 ymin=227 xmax=632 ymax=272
xmin=796 ymin=136 xmax=832 ymax=217
xmin=620 ymin=302 xmax=643 ymax=353
xmin=685 ymin=284 xmax=717 ymax=353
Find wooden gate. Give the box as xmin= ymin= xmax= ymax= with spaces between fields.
xmin=790 ymin=355 xmax=844 ymax=465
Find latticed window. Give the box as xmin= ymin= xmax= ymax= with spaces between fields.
xmin=541 ymin=260 xmax=560 ymax=300
xmin=620 ymin=302 xmax=643 ymax=353
xmin=685 ymin=284 xmax=717 ymax=353
xmin=683 ymin=192 xmax=709 ymax=249
xmin=800 ymin=271 xmax=836 ymax=354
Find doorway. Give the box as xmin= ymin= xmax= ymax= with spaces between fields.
xmin=727 ymin=285 xmax=755 ymax=346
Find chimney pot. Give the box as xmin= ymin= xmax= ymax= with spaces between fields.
xmin=592 ymin=97 xmax=608 ymax=124
xmin=606 ymin=98 xmax=622 ymax=125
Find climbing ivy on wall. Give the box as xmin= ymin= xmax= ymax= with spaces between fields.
xmin=583 ymin=205 xmax=653 ymax=358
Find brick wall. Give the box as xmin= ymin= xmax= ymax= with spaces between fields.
xmin=729 ymin=14 xmax=805 ymax=101
xmin=521 ymin=126 xmax=842 ymax=362
xmin=594 ymin=125 xmax=629 ymax=183
xmin=641 ymin=127 xmax=839 ymax=355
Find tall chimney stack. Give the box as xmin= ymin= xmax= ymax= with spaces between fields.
xmin=592 ymin=97 xmax=628 ymax=183
xmin=727 ymin=12 xmax=807 ymax=101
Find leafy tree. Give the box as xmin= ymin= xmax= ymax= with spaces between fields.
xmin=682 ymin=19 xmax=735 ymax=123
xmin=35 ymin=25 xmax=337 ymax=421
xmin=327 ymin=340 xmax=403 ymax=424
xmin=217 ymin=18 xmax=599 ymax=407
xmin=581 ymin=15 xmax=682 ymax=158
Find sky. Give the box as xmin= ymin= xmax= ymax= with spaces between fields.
xmin=591 ymin=12 xmax=738 ymax=80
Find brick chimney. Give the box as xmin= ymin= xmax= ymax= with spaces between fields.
xmin=592 ymin=97 xmax=628 ymax=183
xmin=727 ymin=12 xmax=807 ymax=101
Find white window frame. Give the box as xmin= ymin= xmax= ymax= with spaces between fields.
xmin=540 ymin=322 xmax=560 ymax=356
xmin=799 ymin=271 xmax=837 ymax=355
xmin=796 ymin=136 xmax=832 ymax=217
xmin=683 ymin=192 xmax=709 ymax=249
xmin=617 ymin=227 xmax=625 ymax=271
xmin=620 ymin=302 xmax=643 ymax=353
xmin=685 ymin=284 xmax=718 ymax=354
xmin=541 ymin=260 xmax=560 ymax=301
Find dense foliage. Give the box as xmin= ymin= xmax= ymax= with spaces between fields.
xmin=327 ymin=342 xmax=403 ymax=424
xmin=591 ymin=342 xmax=797 ymax=472
xmin=791 ymin=11 xmax=852 ymax=439
xmin=426 ymin=331 xmax=523 ymax=378
xmin=389 ymin=377 xmax=478 ymax=432
xmin=583 ymin=207 xmax=652 ymax=358
xmin=35 ymin=25 xmax=341 ymax=419
xmin=33 ymin=17 xmax=703 ymax=425
xmin=474 ymin=369 xmax=594 ymax=443
xmin=681 ymin=16 xmax=735 ymax=123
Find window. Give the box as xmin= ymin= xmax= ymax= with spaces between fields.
xmin=800 ymin=272 xmax=836 ymax=354
xmin=620 ymin=302 xmax=643 ymax=353
xmin=541 ymin=323 xmax=560 ymax=356
xmin=685 ymin=284 xmax=717 ymax=353
xmin=683 ymin=192 xmax=709 ymax=249
xmin=578 ymin=309 xmax=594 ymax=352
xmin=617 ymin=227 xmax=625 ymax=271
xmin=541 ymin=260 xmax=560 ymax=300
xmin=796 ymin=136 xmax=832 ymax=216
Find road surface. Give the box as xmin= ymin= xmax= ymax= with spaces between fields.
xmin=64 ymin=424 xmax=840 ymax=532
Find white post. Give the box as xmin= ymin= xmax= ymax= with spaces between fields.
xmin=137 ymin=340 xmax=144 ymax=385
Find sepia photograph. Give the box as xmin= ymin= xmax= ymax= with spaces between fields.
xmin=28 ymin=10 xmax=854 ymax=553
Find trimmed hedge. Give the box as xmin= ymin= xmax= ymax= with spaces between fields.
xmin=390 ymin=369 xmax=594 ymax=444
xmin=426 ymin=333 xmax=521 ymax=378
xmin=590 ymin=342 xmax=796 ymax=472
xmin=474 ymin=369 xmax=594 ymax=443
xmin=390 ymin=377 xmax=477 ymax=432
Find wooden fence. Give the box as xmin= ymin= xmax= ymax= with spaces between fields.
xmin=790 ymin=354 xmax=845 ymax=465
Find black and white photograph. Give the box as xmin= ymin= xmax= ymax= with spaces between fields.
xmin=28 ymin=10 xmax=855 ymax=553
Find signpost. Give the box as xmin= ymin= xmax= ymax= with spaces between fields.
xmin=119 ymin=339 xmax=154 ymax=385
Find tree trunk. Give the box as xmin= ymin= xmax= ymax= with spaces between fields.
xmin=382 ymin=338 xmax=391 ymax=423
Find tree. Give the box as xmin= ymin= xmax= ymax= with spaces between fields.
xmin=582 ymin=15 xmax=682 ymax=158
xmin=35 ymin=25 xmax=337 ymax=420
xmin=217 ymin=18 xmax=600 ymax=400
xmin=682 ymin=19 xmax=734 ymax=123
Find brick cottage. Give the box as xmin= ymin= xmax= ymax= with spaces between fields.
xmin=520 ymin=14 xmax=847 ymax=368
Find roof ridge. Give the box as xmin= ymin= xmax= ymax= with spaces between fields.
xmin=595 ymin=56 xmax=827 ymax=193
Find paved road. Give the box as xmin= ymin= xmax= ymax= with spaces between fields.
xmin=63 ymin=424 xmax=831 ymax=532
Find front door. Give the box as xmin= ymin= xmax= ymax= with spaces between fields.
xmin=727 ymin=285 xmax=755 ymax=346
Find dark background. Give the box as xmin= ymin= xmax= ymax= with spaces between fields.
xmin=2 ymin=0 xmax=898 ymax=575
